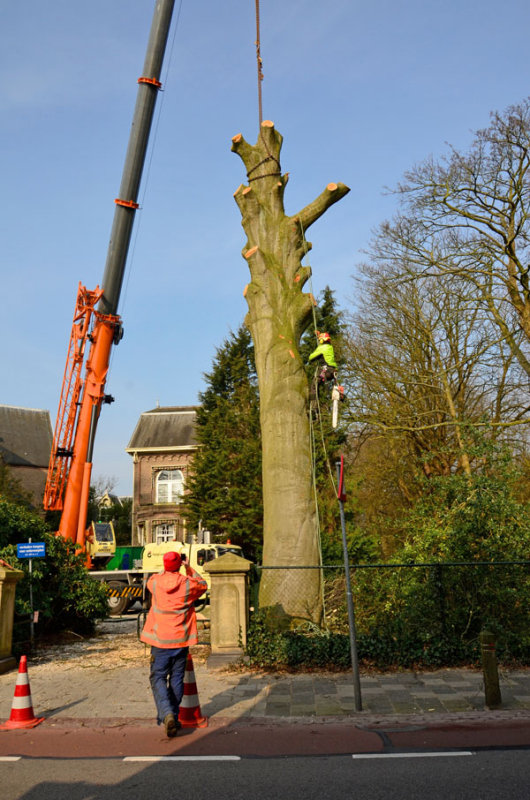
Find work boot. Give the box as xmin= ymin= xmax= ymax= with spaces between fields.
xmin=164 ymin=713 xmax=178 ymax=738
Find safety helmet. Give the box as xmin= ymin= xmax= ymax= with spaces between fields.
xmin=319 ymin=332 xmax=331 ymax=344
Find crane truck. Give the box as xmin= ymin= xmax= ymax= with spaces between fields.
xmin=43 ymin=0 xmax=177 ymax=592
xmin=99 ymin=538 xmax=244 ymax=616
xmin=43 ymin=0 xmax=245 ymax=616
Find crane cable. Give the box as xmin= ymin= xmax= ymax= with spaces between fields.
xmin=250 ymin=0 xmax=281 ymax=183
xmin=255 ymin=0 xmax=264 ymax=127
xmin=253 ymin=3 xmax=335 ymax=497
xmin=253 ymin=0 xmax=334 ymax=621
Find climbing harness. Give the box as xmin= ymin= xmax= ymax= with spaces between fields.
xmin=310 ymin=363 xmax=345 ymax=430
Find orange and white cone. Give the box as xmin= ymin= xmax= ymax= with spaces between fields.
xmin=0 ymin=655 xmax=44 ymax=731
xmin=178 ymin=653 xmax=208 ymax=728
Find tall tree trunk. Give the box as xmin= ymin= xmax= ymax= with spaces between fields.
xmin=232 ymin=121 xmax=349 ymax=626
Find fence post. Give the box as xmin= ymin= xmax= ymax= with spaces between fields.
xmin=434 ymin=564 xmax=446 ymax=636
xmin=336 ymin=458 xmax=362 ymax=712
xmin=480 ymin=629 xmax=502 ymax=709
xmin=0 ymin=562 xmax=24 ymax=673
xmin=204 ymin=552 xmax=253 ymax=668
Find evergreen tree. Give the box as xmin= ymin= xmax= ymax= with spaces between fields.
xmin=185 ymin=295 xmax=363 ymax=567
xmin=183 ymin=325 xmax=263 ymax=560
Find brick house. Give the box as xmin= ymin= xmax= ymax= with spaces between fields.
xmin=126 ymin=406 xmax=198 ymax=546
xmin=0 ymin=404 xmax=53 ymax=508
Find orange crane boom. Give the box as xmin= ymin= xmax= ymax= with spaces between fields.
xmin=44 ymin=0 xmax=176 ymax=550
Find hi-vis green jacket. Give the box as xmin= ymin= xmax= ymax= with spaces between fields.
xmin=308 ymin=342 xmax=337 ymax=368
xmin=140 ymin=569 xmax=207 ymax=649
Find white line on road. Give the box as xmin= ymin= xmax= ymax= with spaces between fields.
xmin=352 ymin=752 xmax=474 ymax=759
xmin=123 ymin=755 xmax=241 ymax=762
xmin=0 ymin=757 xmax=21 ymax=761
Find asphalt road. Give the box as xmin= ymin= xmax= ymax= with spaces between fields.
xmin=3 ymin=750 xmax=530 ymax=800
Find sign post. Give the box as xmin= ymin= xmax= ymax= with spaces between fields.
xmin=16 ymin=539 xmax=46 ymax=647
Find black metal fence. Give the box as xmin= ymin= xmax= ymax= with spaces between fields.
xmin=251 ymin=561 xmax=530 ymax=666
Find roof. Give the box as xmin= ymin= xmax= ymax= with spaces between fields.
xmin=0 ymin=405 xmax=53 ymax=467
xmin=126 ymin=406 xmax=198 ymax=452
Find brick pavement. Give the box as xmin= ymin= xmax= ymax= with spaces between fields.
xmin=198 ymin=666 xmax=530 ymax=718
xmin=1 ymin=652 xmax=529 ymax=724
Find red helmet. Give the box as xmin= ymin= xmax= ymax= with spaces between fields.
xmin=319 ymin=332 xmax=331 ymax=344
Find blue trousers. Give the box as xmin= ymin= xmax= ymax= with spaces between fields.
xmin=149 ymin=646 xmax=189 ymax=724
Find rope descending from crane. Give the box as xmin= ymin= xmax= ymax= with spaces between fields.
xmin=255 ymin=0 xmax=264 ymax=126
xmin=250 ymin=1 xmax=281 ymax=182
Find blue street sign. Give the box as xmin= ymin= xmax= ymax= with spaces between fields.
xmin=17 ymin=542 xmax=46 ymax=559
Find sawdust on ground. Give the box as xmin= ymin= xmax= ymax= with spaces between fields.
xmin=28 ymin=632 xmax=211 ymax=673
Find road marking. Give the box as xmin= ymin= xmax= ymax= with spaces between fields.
xmin=123 ymin=755 xmax=241 ymax=762
xmin=352 ymin=751 xmax=473 ymax=759
xmin=0 ymin=757 xmax=21 ymax=761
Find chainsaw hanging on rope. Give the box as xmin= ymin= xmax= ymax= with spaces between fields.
xmin=331 ymin=382 xmax=345 ymax=429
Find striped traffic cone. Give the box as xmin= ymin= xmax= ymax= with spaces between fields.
xmin=0 ymin=655 xmax=44 ymax=731
xmin=178 ymin=653 xmax=208 ymax=728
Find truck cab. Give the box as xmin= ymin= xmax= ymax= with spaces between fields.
xmin=92 ymin=538 xmax=245 ymax=617
xmin=142 ymin=540 xmax=244 ymax=593
xmin=86 ymin=521 xmax=116 ymax=568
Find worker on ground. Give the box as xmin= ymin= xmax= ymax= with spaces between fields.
xmin=140 ymin=550 xmax=207 ymax=737
xmin=308 ymin=331 xmax=338 ymax=403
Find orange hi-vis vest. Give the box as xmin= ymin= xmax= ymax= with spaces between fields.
xmin=140 ymin=569 xmax=208 ymax=649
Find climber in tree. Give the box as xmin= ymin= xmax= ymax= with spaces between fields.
xmin=308 ymin=332 xmax=338 ymax=403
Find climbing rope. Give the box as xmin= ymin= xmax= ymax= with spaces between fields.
xmin=301 ymin=216 xmax=338 ymax=585
xmin=309 ymin=391 xmax=327 ymax=620
xmin=251 ymin=2 xmax=335 ymax=619
xmin=310 ymin=366 xmax=338 ymax=495
xmin=297 ymin=216 xmax=321 ymax=342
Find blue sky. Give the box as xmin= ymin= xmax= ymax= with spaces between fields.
xmin=2 ymin=0 xmax=530 ymax=495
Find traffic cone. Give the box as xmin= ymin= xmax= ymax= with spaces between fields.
xmin=178 ymin=653 xmax=208 ymax=728
xmin=0 ymin=655 xmax=44 ymax=731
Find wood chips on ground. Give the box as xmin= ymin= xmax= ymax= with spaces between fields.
xmin=28 ymin=632 xmax=211 ymax=673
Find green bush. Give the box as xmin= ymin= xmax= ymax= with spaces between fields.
xmin=245 ymin=607 xmax=510 ymax=670
xmin=246 ymin=442 xmax=530 ymax=669
xmin=320 ymin=440 xmax=530 ymax=667
xmin=0 ymin=498 xmax=49 ymax=548
xmin=247 ymin=560 xmax=529 ymax=669
xmin=349 ymin=565 xmax=529 ymax=666
xmin=0 ymin=499 xmax=108 ymax=641
xmin=245 ymin=611 xmax=352 ymax=669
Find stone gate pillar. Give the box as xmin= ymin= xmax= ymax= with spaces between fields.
xmin=204 ymin=552 xmax=252 ymax=668
xmin=0 ymin=562 xmax=24 ymax=673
